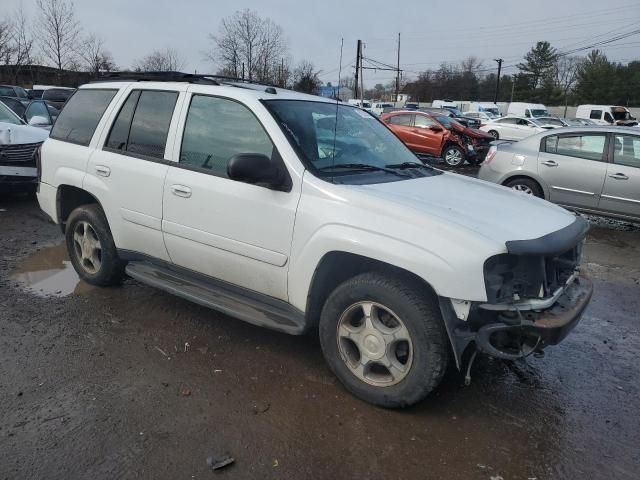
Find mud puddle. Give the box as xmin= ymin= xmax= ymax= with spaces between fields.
xmin=10 ymin=243 xmax=93 ymax=297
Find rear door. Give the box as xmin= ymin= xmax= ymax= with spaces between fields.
xmin=384 ymin=114 xmax=415 ymax=147
xmin=86 ymin=86 xmax=185 ymax=261
xmin=598 ymin=133 xmax=640 ymax=220
xmin=537 ymin=132 xmax=608 ymax=208
xmin=495 ymin=118 xmax=520 ymax=140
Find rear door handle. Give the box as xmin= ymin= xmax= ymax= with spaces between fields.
xmin=95 ymin=165 xmax=111 ymax=177
xmin=608 ymin=173 xmax=629 ymax=180
xmin=542 ymin=160 xmax=558 ymax=167
xmin=171 ymin=184 xmax=192 ymax=198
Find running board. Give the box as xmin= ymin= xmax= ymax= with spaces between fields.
xmin=125 ymin=261 xmax=306 ymax=335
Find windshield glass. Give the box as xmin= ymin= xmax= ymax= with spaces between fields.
xmin=444 ymin=106 xmax=463 ymax=116
xmin=432 ymin=114 xmax=462 ymax=130
xmin=612 ymin=109 xmax=632 ymax=121
xmin=265 ymin=100 xmax=428 ymax=179
xmin=0 ymin=101 xmax=24 ymax=125
xmin=530 ymin=109 xmax=549 ymax=117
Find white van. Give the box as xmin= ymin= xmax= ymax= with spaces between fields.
xmin=507 ymin=102 xmax=549 ymax=118
xmin=371 ymin=102 xmax=394 ymax=116
xmin=347 ymin=99 xmax=373 ymax=112
xmin=432 ymin=99 xmax=458 ymax=109
xmin=575 ymin=104 xmax=638 ymax=127
xmin=466 ymin=102 xmax=500 ymax=117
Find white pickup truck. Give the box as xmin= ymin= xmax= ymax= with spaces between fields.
xmin=37 ymin=73 xmax=592 ymax=408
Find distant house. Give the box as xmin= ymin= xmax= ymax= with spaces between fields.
xmin=318 ymin=85 xmax=353 ymax=101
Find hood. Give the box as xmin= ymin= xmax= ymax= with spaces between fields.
xmin=358 ymin=172 xmax=576 ymax=248
xmin=0 ymin=122 xmax=49 ymax=145
xmin=451 ymin=121 xmax=493 ymax=139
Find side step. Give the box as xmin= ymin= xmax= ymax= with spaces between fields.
xmin=125 ymin=261 xmax=307 ymax=335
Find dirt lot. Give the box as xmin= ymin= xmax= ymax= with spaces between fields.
xmin=1 ymin=193 xmax=639 ymax=480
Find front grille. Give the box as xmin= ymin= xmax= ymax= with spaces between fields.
xmin=0 ymin=142 xmax=42 ymax=167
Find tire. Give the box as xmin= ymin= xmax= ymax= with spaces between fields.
xmin=488 ymin=130 xmax=499 ymax=139
xmin=65 ymin=204 xmax=125 ymax=286
xmin=466 ymin=156 xmax=483 ymax=166
xmin=504 ymin=177 xmax=544 ymax=198
xmin=319 ymin=272 xmax=449 ymax=408
xmin=441 ymin=144 xmax=465 ymax=167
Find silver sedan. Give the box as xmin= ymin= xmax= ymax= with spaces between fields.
xmin=478 ymin=126 xmax=640 ymax=222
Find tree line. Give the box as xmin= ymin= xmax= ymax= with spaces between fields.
xmin=401 ymin=41 xmax=640 ymax=107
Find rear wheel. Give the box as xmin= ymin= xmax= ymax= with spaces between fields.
xmin=487 ymin=130 xmax=499 ymax=139
xmin=65 ymin=204 xmax=125 ymax=286
xmin=441 ymin=145 xmax=465 ymax=167
xmin=504 ymin=177 xmax=543 ymax=198
xmin=319 ymin=272 xmax=449 ymax=408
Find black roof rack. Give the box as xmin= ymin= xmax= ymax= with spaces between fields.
xmin=92 ymin=71 xmax=280 ymax=94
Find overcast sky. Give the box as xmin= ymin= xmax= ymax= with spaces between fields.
xmin=7 ymin=0 xmax=640 ymax=87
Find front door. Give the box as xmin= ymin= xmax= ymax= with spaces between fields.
xmin=599 ymin=133 xmax=640 ymax=220
xmin=537 ymin=132 xmax=608 ymax=208
xmin=161 ymin=93 xmax=298 ymax=301
xmin=410 ymin=114 xmax=445 ymax=155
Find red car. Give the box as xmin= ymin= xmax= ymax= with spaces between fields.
xmin=380 ymin=110 xmax=494 ymax=167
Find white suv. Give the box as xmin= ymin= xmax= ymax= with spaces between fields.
xmin=37 ymin=73 xmax=593 ymax=408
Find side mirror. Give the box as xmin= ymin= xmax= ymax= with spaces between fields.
xmin=227 ymin=153 xmax=290 ymax=191
xmin=28 ymin=115 xmax=49 ymax=126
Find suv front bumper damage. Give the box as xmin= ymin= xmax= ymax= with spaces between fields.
xmin=440 ymin=275 xmax=593 ymax=367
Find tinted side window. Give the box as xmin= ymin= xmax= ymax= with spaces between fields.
xmin=105 ymin=90 xmax=140 ymax=151
xmin=50 ymin=89 xmax=117 ymax=146
xmin=126 ymin=91 xmax=178 ymax=159
xmin=545 ymin=134 xmax=606 ymax=161
xmin=180 ymin=95 xmax=274 ymax=177
xmin=589 ymin=110 xmax=602 ymax=120
xmin=498 ymin=118 xmax=518 ymax=124
xmin=25 ymin=101 xmax=51 ymax=124
xmin=388 ymin=114 xmax=412 ymax=126
xmin=613 ymin=135 xmax=640 ymax=168
xmin=414 ymin=115 xmax=436 ymax=128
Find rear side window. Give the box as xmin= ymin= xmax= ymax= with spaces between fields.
xmin=589 ymin=110 xmax=602 ymax=120
xmin=388 ymin=114 xmax=412 ymax=126
xmin=498 ymin=117 xmax=518 ymax=124
xmin=544 ymin=134 xmax=606 ymax=161
xmin=613 ymin=135 xmax=640 ymax=168
xmin=179 ymin=95 xmax=274 ymax=177
xmin=105 ymin=90 xmax=178 ymax=159
xmin=50 ymin=89 xmax=117 ymax=146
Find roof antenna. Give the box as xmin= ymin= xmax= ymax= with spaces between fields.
xmin=331 ymin=37 xmax=344 ymax=184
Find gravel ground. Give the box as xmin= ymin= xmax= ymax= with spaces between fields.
xmin=1 ymin=193 xmax=639 ymax=480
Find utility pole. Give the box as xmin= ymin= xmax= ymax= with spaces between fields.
xmin=510 ymin=79 xmax=515 ymax=103
xmin=493 ymin=58 xmax=503 ymax=104
xmin=242 ymin=62 xmax=245 ymax=80
xmin=395 ymin=33 xmax=401 ymax=104
xmin=281 ymin=58 xmax=285 ymax=87
xmin=360 ymin=42 xmax=364 ymax=103
xmin=354 ymin=40 xmax=361 ymax=99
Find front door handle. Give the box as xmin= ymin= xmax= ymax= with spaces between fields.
xmin=542 ymin=160 xmax=558 ymax=167
xmin=95 ymin=165 xmax=111 ymax=177
xmin=171 ymin=184 xmax=192 ymax=198
xmin=608 ymin=173 xmax=629 ymax=180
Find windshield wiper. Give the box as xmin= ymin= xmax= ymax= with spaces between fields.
xmin=385 ymin=161 xmax=433 ymax=170
xmin=318 ymin=163 xmax=410 ymax=177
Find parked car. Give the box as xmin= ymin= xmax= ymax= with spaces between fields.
xmin=41 ymin=87 xmax=75 ymax=110
xmin=404 ymin=102 xmax=419 ymax=110
xmin=467 ymin=102 xmax=501 ymax=117
xmin=431 ymin=99 xmax=458 ymax=109
xmin=421 ymin=107 xmax=481 ymax=129
xmin=575 ymin=104 xmax=638 ymax=127
xmin=37 ymin=74 xmax=592 ymax=408
xmin=480 ymin=116 xmax=553 ymax=140
xmin=371 ymin=102 xmax=394 ymax=116
xmin=507 ymin=102 xmax=550 ymax=118
xmin=461 ymin=111 xmax=498 ymax=125
xmin=0 ymin=100 xmax=50 ymax=194
xmin=380 ymin=110 xmax=493 ymax=166
xmin=28 ymin=88 xmax=44 ymax=99
xmin=0 ymin=95 xmax=27 ymax=119
xmin=0 ymin=84 xmax=32 ymax=106
xmin=478 ymin=126 xmax=640 ymax=222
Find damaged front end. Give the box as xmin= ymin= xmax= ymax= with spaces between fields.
xmin=440 ymin=216 xmax=593 ymax=368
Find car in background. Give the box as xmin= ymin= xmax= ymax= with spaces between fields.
xmin=462 ymin=111 xmax=498 ymax=125
xmin=0 ymin=84 xmax=32 ymax=106
xmin=371 ymin=102 xmax=394 ymax=116
xmin=478 ymin=126 xmax=640 ymax=222
xmin=0 ymin=100 xmax=50 ymax=194
xmin=565 ymin=118 xmax=597 ymax=127
xmin=41 ymin=87 xmax=75 ymax=110
xmin=28 ymin=88 xmax=44 ymax=99
xmin=507 ymin=102 xmax=549 ymax=118
xmin=467 ymin=102 xmax=501 ymax=117
xmin=0 ymin=96 xmax=27 ymax=119
xmin=480 ymin=116 xmax=553 ymax=141
xmin=0 ymin=97 xmax=59 ymax=130
xmin=422 ymin=107 xmax=481 ymax=129
xmin=380 ymin=110 xmax=493 ymax=167
xmin=404 ymin=102 xmax=419 ymax=110
xmin=576 ymin=104 xmax=638 ymax=127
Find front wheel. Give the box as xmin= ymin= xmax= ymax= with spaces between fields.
xmin=504 ymin=177 xmax=544 ymax=198
xmin=441 ymin=145 xmax=465 ymax=167
xmin=487 ymin=130 xmax=499 ymax=139
xmin=319 ymin=272 xmax=449 ymax=408
xmin=65 ymin=204 xmax=125 ymax=286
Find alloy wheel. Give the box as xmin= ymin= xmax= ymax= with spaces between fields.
xmin=72 ymin=221 xmax=102 ymax=274
xmin=512 ymin=184 xmax=534 ymax=195
xmin=444 ymin=148 xmax=464 ymax=166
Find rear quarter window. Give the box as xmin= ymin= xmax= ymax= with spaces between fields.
xmin=50 ymin=89 xmax=117 ymax=146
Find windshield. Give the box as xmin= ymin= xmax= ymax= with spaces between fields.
xmin=361 ymin=102 xmax=371 ymax=108
xmin=612 ymin=109 xmax=632 ymax=121
xmin=0 ymin=101 xmax=24 ymax=125
xmin=432 ymin=114 xmax=462 ymax=130
xmin=481 ymin=107 xmax=500 ymax=116
xmin=265 ymin=100 xmax=430 ymax=181
xmin=444 ymin=106 xmax=463 ymax=116
xmin=530 ymin=109 xmax=549 ymax=117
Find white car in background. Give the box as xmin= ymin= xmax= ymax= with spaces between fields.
xmin=462 ymin=111 xmax=498 ymax=124
xmin=480 ymin=116 xmax=554 ymax=141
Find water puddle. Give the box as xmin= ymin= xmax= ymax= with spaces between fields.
xmin=10 ymin=244 xmax=93 ymax=297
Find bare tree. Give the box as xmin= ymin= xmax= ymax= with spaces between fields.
xmin=554 ymin=55 xmax=582 ymax=115
xmin=0 ymin=17 xmax=12 ymax=64
xmin=36 ymin=0 xmax=81 ymax=72
xmin=134 ymin=48 xmax=184 ymax=72
xmin=460 ymin=56 xmax=484 ymax=74
xmin=78 ymin=34 xmax=115 ymax=75
xmin=208 ymin=9 xmax=288 ymax=82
